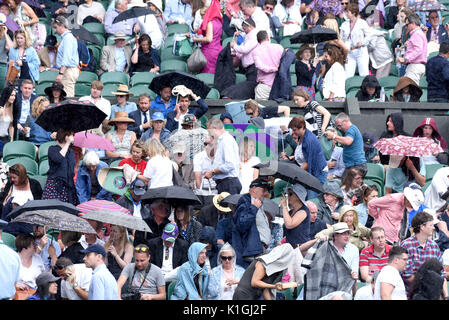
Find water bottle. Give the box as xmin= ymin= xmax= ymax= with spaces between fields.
xmin=380 ymin=87 xmax=385 ymax=102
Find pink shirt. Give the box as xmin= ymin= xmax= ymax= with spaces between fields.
xmin=252 ymin=41 xmax=284 ymax=86
xmin=404 ymin=27 xmax=427 ymax=64
xmin=234 ymin=28 xmax=258 ymax=68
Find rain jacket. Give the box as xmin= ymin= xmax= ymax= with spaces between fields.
xmin=316 ymin=181 xmax=347 ymax=226
xmin=389 ymin=76 xmax=422 ymax=102
xmin=412 ymin=117 xmax=448 ymax=150
xmin=76 ymin=161 xmax=111 ymax=204
xmin=355 ymin=75 xmax=383 ymax=101
xmin=171 ymin=242 xmax=210 ymax=300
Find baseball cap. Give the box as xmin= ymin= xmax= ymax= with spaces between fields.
xmin=162 ymin=222 xmax=179 ymax=242
xmin=249 ymin=177 xmax=271 ymax=190
xmin=182 ymin=114 xmax=196 ymax=125
xmin=172 ymin=143 xmax=186 ymax=154
xmin=80 ymin=244 xmax=107 ymax=256
xmin=152 ymin=112 xmax=164 ymax=121
xmin=36 ymin=272 xmax=60 ymax=287
xmin=131 ymin=179 xmax=146 ymax=196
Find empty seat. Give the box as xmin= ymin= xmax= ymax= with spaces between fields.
xmin=3 ymin=141 xmax=36 ymax=162
xmin=7 ymin=157 xmax=39 ymax=176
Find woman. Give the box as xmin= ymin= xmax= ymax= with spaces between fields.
xmin=14 ymin=233 xmax=45 ymax=299
xmin=273 ymin=0 xmax=302 ymax=34
xmin=190 ymin=0 xmax=223 ymax=73
xmin=44 ymin=82 xmax=66 ymax=104
xmin=130 ymin=33 xmax=161 ymax=74
xmin=315 ymin=204 xmax=371 ymax=252
xmin=105 ymin=111 xmax=137 ymax=160
xmin=76 ymin=150 xmax=112 ymax=204
xmin=42 ymin=128 xmax=79 ymax=206
xmin=8 ymin=0 xmax=39 ymax=46
xmin=232 ymin=243 xmax=294 ymax=300
xmin=319 ymin=44 xmax=346 ymax=101
xmin=28 ymin=96 xmax=54 ymax=147
xmin=8 ymin=29 xmax=40 ymax=84
xmin=354 ymin=184 xmax=378 ymax=227
xmin=206 ymin=242 xmax=245 ymax=300
xmin=384 ymin=0 xmax=406 ymax=30
xmin=341 ymin=167 xmax=366 ymax=205
xmin=389 ymin=76 xmax=422 ymax=102
xmin=292 ymin=88 xmax=331 ymax=137
xmin=0 ymin=86 xmax=18 ymax=146
xmin=355 ymin=75 xmax=384 ymax=102
xmin=140 ymin=111 xmax=171 ymax=143
xmin=295 ymin=44 xmax=318 ymax=100
xmin=0 ymin=24 xmax=14 ymax=89
xmin=142 ymin=138 xmax=173 ymax=188
xmin=118 ymin=140 xmax=148 ymax=175
xmin=58 ymin=231 xmax=84 ymax=264
xmin=104 ymin=225 xmax=134 ymax=280
xmin=316 ymin=180 xmax=346 ymax=226
xmin=322 ymin=17 xmax=349 ymax=59
xmin=339 ymin=3 xmax=372 ymax=79
xmin=413 ymin=117 xmax=447 ymax=165
xmin=409 ymin=258 xmax=445 ymax=300
xmin=238 ymin=137 xmax=260 ymax=194
xmin=384 ymin=155 xmax=425 ymax=194
xmin=26 ymin=272 xmax=59 ymax=300
xmin=147 ymin=0 xmax=168 ymax=41
xmin=174 ymin=204 xmax=203 ymax=246
xmin=279 ymin=184 xmax=311 ymax=247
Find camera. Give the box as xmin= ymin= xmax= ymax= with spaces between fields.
xmin=121 ymin=290 xmax=142 ymax=300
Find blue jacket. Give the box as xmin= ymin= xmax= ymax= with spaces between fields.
xmin=165 ymin=99 xmax=209 ymax=132
xmin=426 ymin=25 xmax=449 ymax=44
xmin=269 ymin=48 xmax=296 ymax=103
xmin=301 ymin=129 xmax=327 ymax=178
xmin=140 ymin=127 xmax=171 ymax=143
xmin=8 ymin=46 xmax=40 ymax=83
xmin=150 ymin=96 xmax=177 ymax=118
xmin=426 ymin=54 xmax=449 ymax=100
xmin=28 ymin=116 xmax=52 ymax=146
xmin=171 ymin=242 xmax=210 ymax=300
xmin=76 ymin=161 xmax=112 ymax=204
xmin=231 ymin=193 xmax=264 ymax=268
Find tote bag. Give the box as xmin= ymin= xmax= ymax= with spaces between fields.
xmin=187 ymin=45 xmax=207 ymax=74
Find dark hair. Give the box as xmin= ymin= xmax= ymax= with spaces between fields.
xmin=9 ymin=163 xmax=28 ymax=185
xmin=35 ymin=280 xmax=56 ymax=300
xmin=256 ymin=30 xmax=269 ymax=43
xmin=281 ymin=0 xmax=294 ymax=7
xmin=408 ymin=258 xmax=444 ymax=299
xmin=54 ymin=257 xmax=73 ymax=270
xmin=411 ymin=211 xmax=434 ymax=234
xmin=361 ymin=184 xmax=378 ymax=204
xmin=138 ymin=33 xmax=152 ymax=48
xmin=15 ymin=233 xmax=35 ymax=252
xmin=288 ymin=116 xmax=306 ymax=130
xmin=346 ymin=3 xmax=359 ymax=15
xmin=325 ymin=44 xmax=345 ymax=66
xmin=341 ymin=168 xmax=363 ymax=192
xmin=242 ymin=17 xmax=256 ymax=28
xmin=55 ymin=128 xmax=74 ymax=143
xmin=440 ymin=42 xmax=449 ymax=54
xmin=264 ymin=0 xmax=276 ymax=6
xmin=388 ymin=246 xmax=408 ymax=263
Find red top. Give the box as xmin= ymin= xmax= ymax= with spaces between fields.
xmin=359 ymin=243 xmax=392 ymax=276
xmin=118 ymin=158 xmax=147 ymax=174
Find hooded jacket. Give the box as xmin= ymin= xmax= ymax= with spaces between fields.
xmin=316 ymin=181 xmax=347 ymax=226
xmin=76 ymin=161 xmax=112 ymax=204
xmin=355 ymin=75 xmax=383 ymax=101
xmin=390 ymin=76 xmax=422 ymax=102
xmin=413 ymin=117 xmax=448 ymax=150
xmin=379 ymin=112 xmax=410 ymax=165
xmin=411 ymin=269 xmax=444 ymax=300
xmin=171 ymin=242 xmax=210 ymax=300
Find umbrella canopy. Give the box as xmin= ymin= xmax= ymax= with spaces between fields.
xmin=74 ymin=131 xmax=115 ymax=151
xmin=79 ymin=210 xmax=152 ymax=232
xmin=221 ymin=194 xmax=242 ymax=206
xmin=254 ymin=160 xmax=324 ymax=193
xmin=290 ymin=25 xmax=338 ymax=44
xmin=35 ymin=99 xmax=108 ymax=132
xmin=77 ymin=199 xmax=131 ymax=215
xmin=141 ymin=186 xmax=202 ymax=206
xmin=373 ymin=135 xmax=444 ymax=157
xmin=113 ymin=7 xmax=156 ymax=23
xmin=23 ymin=0 xmax=46 ymax=17
xmin=149 ymin=71 xmax=211 ymax=98
xmin=408 ymin=2 xmax=447 ymax=12
xmin=11 ymin=210 xmax=96 ymax=233
xmin=164 ymin=127 xmax=209 ymax=161
xmin=7 ymin=199 xmax=81 ymax=220
xmin=221 ymin=194 xmax=281 ymax=217
xmin=71 ymin=26 xmax=101 ymax=45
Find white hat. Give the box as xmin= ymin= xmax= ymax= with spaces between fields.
xmin=148 ymin=0 xmax=163 ymax=13
xmin=332 ymin=222 xmax=353 ymax=234
xmin=172 ymin=143 xmax=186 ymax=154
xmin=172 ymin=85 xmax=191 ymax=97
xmin=404 ymin=183 xmax=424 ymax=211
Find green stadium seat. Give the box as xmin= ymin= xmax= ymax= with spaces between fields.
xmin=129 ymin=85 xmax=157 ymax=98
xmin=235 ymin=73 xmax=246 ymax=83
xmin=164 ymin=34 xmax=176 ymax=49
xmin=345 ymin=76 xmax=364 ymax=93
xmin=365 ymin=162 xmax=385 ymax=187
xmin=3 ymin=141 xmax=36 ymax=162
xmin=160 ymin=60 xmax=188 ymax=73
xmin=7 ymin=157 xmax=38 ymax=176
xmin=38 ymin=159 xmax=50 ymax=175
xmin=196 ymin=73 xmax=215 ymax=87
xmin=290 ymin=63 xmax=296 ymax=74
xmin=160 ymin=46 xmax=187 ymax=61
xmin=206 ymin=88 xmax=220 ymax=99
xmin=109 ymin=159 xmax=122 ymax=167
xmin=77 ymin=71 xmax=99 ymax=84
xmin=221 ymin=36 xmax=233 ymax=48
xmin=38 ymin=70 xmax=58 ymax=85
xmin=364 ymin=179 xmax=383 ymax=196
xmin=75 ymin=83 xmax=92 ymax=97
xmin=38 ymin=141 xmax=58 ymax=163
xmin=419 ymin=77 xmax=428 ymax=89
xmin=82 ymin=22 xmax=105 ymax=35
xmin=100 ymin=72 xmax=130 ymax=86
xmin=32 ymin=175 xmax=48 ymax=190
xmin=35 ymin=83 xmax=51 ymax=96
xmin=280 ymin=36 xmax=301 ymax=49
xmin=291 ymin=74 xmax=297 ymax=90
xmin=131 ymin=72 xmax=157 ymax=86
xmin=167 ymin=280 xmax=177 ymax=300
xmin=378 ymin=76 xmax=400 ymax=90
xmin=2 ymin=232 xmax=16 ymax=250
xmin=87 ymin=45 xmax=102 ymax=66
xmin=389 ymin=64 xmax=399 ymax=76
xmin=425 ymin=163 xmax=447 ymax=182
xmin=167 ymin=23 xmax=189 ymax=36
xmin=273 ymin=180 xmax=289 ymax=198
xmin=102 ymin=83 xmax=120 ymax=97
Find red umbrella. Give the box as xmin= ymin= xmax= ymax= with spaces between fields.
xmin=373 ymin=135 xmax=444 ymax=157
xmin=74 ymin=131 xmax=115 ymax=151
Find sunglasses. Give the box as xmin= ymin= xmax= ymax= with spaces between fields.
xmin=341 ymin=2 xmax=348 ymax=4
xmin=246 ymin=112 xmax=254 ymax=116
xmin=221 ymin=256 xmax=234 ymax=261
xmin=135 ymin=247 xmax=149 ymax=252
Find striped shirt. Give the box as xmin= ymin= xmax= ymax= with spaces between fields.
xmin=359 ymin=244 xmax=392 ymax=276
xmin=303 ymin=101 xmax=324 ymax=137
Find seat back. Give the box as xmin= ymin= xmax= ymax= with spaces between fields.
xmin=100 ymin=72 xmax=130 ymax=86
xmin=7 ymin=157 xmax=39 ymax=176
xmin=38 ymin=141 xmax=58 ymax=163
xmin=160 ymin=60 xmax=188 ymax=73
xmin=38 ymin=159 xmax=50 ymax=175
xmin=32 ymin=175 xmax=48 ymax=189
xmin=2 ymin=232 xmax=16 ymax=250
xmin=131 ymin=72 xmax=157 ymax=86
xmin=3 ymin=141 xmax=36 ymax=162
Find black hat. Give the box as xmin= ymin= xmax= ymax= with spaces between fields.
xmin=249 ymin=177 xmax=271 ymax=190
xmin=44 ymin=35 xmax=57 ymax=47
xmin=45 ymin=82 xmax=67 ymax=98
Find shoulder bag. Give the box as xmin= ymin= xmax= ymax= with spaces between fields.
xmin=187 ymin=43 xmax=207 ymax=74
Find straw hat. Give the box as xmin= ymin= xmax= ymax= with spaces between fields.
xmin=213 ymin=192 xmax=232 ymax=212
xmin=111 ymin=84 xmax=134 ymax=96
xmin=108 ymin=111 xmax=135 ymax=124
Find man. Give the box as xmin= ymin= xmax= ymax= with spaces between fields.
xmin=239 ymin=0 xmax=271 ymax=37
xmin=0 ymin=219 xmax=21 ymax=300
xmin=105 ymin=0 xmax=136 ymax=37
xmin=54 ymin=257 xmax=92 ymax=300
xmin=426 ymin=41 xmax=449 ymax=103
xmin=359 ymin=226 xmax=392 ymax=283
xmin=76 ymin=0 xmax=106 ymax=26
xmin=232 ymin=177 xmax=271 ymax=268
xmin=38 ymin=35 xmax=58 ymax=72
xmin=80 ymin=220 xmax=106 ymax=249
xmin=252 ymin=30 xmax=284 ymax=100
xmin=354 ymin=270 xmax=379 ymax=300
xmin=231 ymin=17 xmax=258 ymax=82
xmin=395 ymin=13 xmax=427 ymax=85
xmin=132 ymin=0 xmax=163 ymax=50
xmin=16 ymin=79 xmax=37 ymax=140
xmin=79 ymin=80 xmax=112 ymax=119
xmin=326 ymin=127 xmax=345 ymax=180
xmin=134 ymin=199 xmax=170 ymax=246
xmin=116 ymin=179 xmax=150 ymax=220
xmin=147 ymin=223 xmax=189 ymax=280
xmin=197 ymin=192 xmax=233 ymax=231
xmin=400 ymin=211 xmax=448 ymax=296
xmin=165 ymin=86 xmax=209 ymax=133
xmin=330 ymin=222 xmax=360 ymax=283
xmin=172 ymin=142 xmax=195 ymax=189
xmin=262 ymin=0 xmax=282 ymax=43
xmin=117 ymin=244 xmax=166 ymax=300
xmin=97 ymin=31 xmax=133 ymax=76
xmin=325 ymin=112 xmax=367 ymax=176
xmin=307 ymin=200 xmax=327 ymax=239
xmin=163 ymin=0 xmax=193 ymax=26
xmin=150 ymin=85 xmax=177 ymax=118
xmin=425 ymin=10 xmax=449 ymax=44
xmin=244 ymin=99 xmax=290 ymax=120
xmin=33 ymin=225 xmax=61 ymax=271
xmin=373 ymin=246 xmax=408 ymax=300
xmin=204 ymin=118 xmax=241 ymax=195
xmin=81 ymin=244 xmax=118 ymax=300
xmin=128 ymin=94 xmax=152 ymax=138
xmin=110 ymin=84 xmax=138 ymax=118
xmin=53 ymin=15 xmax=80 ymax=98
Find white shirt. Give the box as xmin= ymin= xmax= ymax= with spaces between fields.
xmin=144 ymin=155 xmax=174 ymax=189
xmin=374 ymin=265 xmax=407 ymax=300
xmin=193 ymin=150 xmax=216 ymax=189
xmin=79 ymin=95 xmax=112 ymax=119
xmin=354 ymin=283 xmax=374 ymax=300
xmin=322 ymin=62 xmax=346 ymax=99
xmin=161 ymin=243 xmax=174 ymax=276
xmin=79 ymin=236 xmax=105 ymax=249
xmin=76 ymin=1 xmax=106 ymax=26
xmin=18 ymin=254 xmax=45 ymax=289
xmin=340 ymin=18 xmax=373 ymax=51
xmin=424 ymin=167 xmax=449 ymax=211
xmin=442 ymin=249 xmax=449 ymax=266
xmin=251 ymin=7 xmax=271 ymax=37
xmin=136 ymin=14 xmax=163 ymax=50
xmin=273 ymin=3 xmax=302 ymax=25
xmin=19 ymin=98 xmax=31 ymax=124
xmin=61 ymin=263 xmax=92 ymax=300
xmin=239 ymin=156 xmax=260 ymax=194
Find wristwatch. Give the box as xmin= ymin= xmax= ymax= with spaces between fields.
xmin=72 ymin=282 xmax=78 ymax=289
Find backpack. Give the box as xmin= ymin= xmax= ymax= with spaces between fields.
xmin=77 ymin=39 xmax=91 ymax=71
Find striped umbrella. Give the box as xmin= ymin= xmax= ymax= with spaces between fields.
xmin=76 ymin=200 xmax=131 ymax=216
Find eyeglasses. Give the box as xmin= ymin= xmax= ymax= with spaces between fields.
xmin=246 ymin=112 xmax=254 ymax=116
xmin=221 ymin=256 xmax=234 ymax=261
xmin=264 ymin=6 xmax=273 ymax=11
xmin=135 ymin=247 xmax=149 ymax=252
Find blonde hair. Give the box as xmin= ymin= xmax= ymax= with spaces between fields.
xmin=13 ymin=29 xmax=32 ymax=49
xmin=239 ymin=137 xmax=256 ymax=160
xmin=31 ymin=96 xmax=49 ymax=119
xmin=104 ymin=225 xmax=131 ymax=257
xmin=144 ymin=138 xmax=165 ymax=159
xmin=323 ymin=18 xmax=340 ymax=38
xmin=244 ymin=99 xmax=259 ymax=113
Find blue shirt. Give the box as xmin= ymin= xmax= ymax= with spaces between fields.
xmin=0 ymin=242 xmax=21 ymax=300
xmin=111 ymin=101 xmax=138 ymax=119
xmin=212 ymin=131 xmax=240 ymax=180
xmin=36 ymin=238 xmax=61 ymax=271
xmin=57 ymin=31 xmax=79 ymax=68
xmin=29 ymin=116 xmax=52 ymax=146
xmin=342 ymin=125 xmax=366 ymax=167
xmin=163 ymin=0 xmax=192 ymax=25
xmin=114 ymin=47 xmax=127 ymax=72
xmin=88 ymin=263 xmax=118 ymax=300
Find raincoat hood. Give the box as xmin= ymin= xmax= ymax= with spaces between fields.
xmin=392 ymin=76 xmax=422 ymax=102
xmin=322 ymin=180 xmax=344 ymax=199
xmin=413 ymin=118 xmax=448 ymax=149
xmin=187 ymin=242 xmax=208 ymax=275
xmin=356 ymin=75 xmax=381 ymax=101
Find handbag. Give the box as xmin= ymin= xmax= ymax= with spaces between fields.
xmin=173 ymin=34 xmax=193 ymax=57
xmin=193 ymin=178 xmax=217 ymax=209
xmin=187 ymin=44 xmax=207 ymax=74
xmin=5 ymin=60 xmax=20 ymax=87
xmin=13 ymin=287 xmax=37 ymax=300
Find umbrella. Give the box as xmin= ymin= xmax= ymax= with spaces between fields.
xmin=149 ymin=71 xmax=211 ymax=98
xmin=77 ymin=199 xmax=131 ymax=215
xmin=221 ymin=194 xmax=281 ymax=217
xmin=7 ymin=199 xmax=81 ymax=220
xmin=11 ymin=210 xmax=96 ymax=233
xmin=74 ymin=131 xmax=115 ymax=151
xmin=113 ymin=7 xmax=156 ymax=23
xmin=23 ymin=0 xmax=46 ymax=18
xmin=163 ymin=127 xmax=209 ymax=161
xmin=70 ymin=26 xmax=101 ymax=45
xmin=290 ymin=25 xmax=338 ymax=44
xmin=254 ymin=160 xmax=324 ymax=194
xmin=221 ymin=194 xmax=243 ymax=206
xmin=373 ymin=135 xmax=444 ymax=157
xmin=79 ymin=210 xmax=152 ymax=232
xmin=35 ymin=99 xmax=108 ymax=132
xmin=141 ymin=186 xmax=202 ymax=206
xmin=408 ymin=2 xmax=447 ymax=12
xmin=0 ymin=13 xmax=20 ymax=32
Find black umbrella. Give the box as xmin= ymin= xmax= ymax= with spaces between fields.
xmin=149 ymin=71 xmax=211 ymax=98
xmin=221 ymin=194 xmax=281 ymax=218
xmin=290 ymin=25 xmax=338 ymax=44
xmin=7 ymin=199 xmax=82 ymax=220
xmin=254 ymin=160 xmax=324 ymax=194
xmin=23 ymin=0 xmax=46 ymax=18
xmin=35 ymin=99 xmax=108 ymax=132
xmin=71 ymin=26 xmax=101 ymax=45
xmin=141 ymin=186 xmax=202 ymax=206
xmin=113 ymin=7 xmax=156 ymax=24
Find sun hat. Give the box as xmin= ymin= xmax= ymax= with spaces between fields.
xmin=108 ymin=111 xmax=135 ymax=124
xmin=45 ymin=82 xmax=67 ymax=98
xmin=403 ymin=183 xmax=424 ymax=211
xmin=162 ymin=222 xmax=179 ymax=242
xmin=287 ymin=184 xmax=307 ymax=205
xmin=213 ymin=192 xmax=232 ymax=212
xmin=111 ymin=84 xmax=134 ymax=96
xmin=332 ymin=222 xmax=353 ymax=234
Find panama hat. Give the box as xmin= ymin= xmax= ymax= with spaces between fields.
xmin=213 ymin=192 xmax=232 ymax=212
xmin=108 ymin=111 xmax=135 ymax=124
xmin=111 ymin=84 xmax=134 ymax=96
